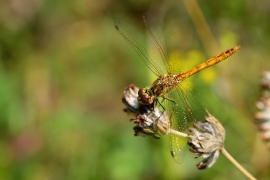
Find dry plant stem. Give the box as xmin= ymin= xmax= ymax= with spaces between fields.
xmin=169 ymin=128 xmax=188 ymax=138
xmin=220 ymin=147 xmax=257 ymax=180
xmin=182 ymin=0 xmax=219 ymax=55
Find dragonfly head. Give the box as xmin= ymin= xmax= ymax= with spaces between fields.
xmin=138 ymin=88 xmax=154 ymax=105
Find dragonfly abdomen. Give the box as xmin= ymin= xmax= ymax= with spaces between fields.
xmin=177 ymin=46 xmax=241 ymax=80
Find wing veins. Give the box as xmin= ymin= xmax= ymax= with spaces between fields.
xmin=115 ymin=19 xmax=166 ymax=76
xmin=143 ymin=13 xmax=172 ymax=74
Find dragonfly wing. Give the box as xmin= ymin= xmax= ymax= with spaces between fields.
xmin=165 ymin=81 xmax=206 ymax=163
xmin=164 ymin=89 xmax=187 ymax=163
xmin=143 ymin=12 xmax=173 ymax=74
xmin=115 ymin=18 xmax=167 ymax=76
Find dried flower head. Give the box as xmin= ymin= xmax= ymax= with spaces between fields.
xmin=122 ymin=84 xmax=141 ymax=115
xmin=122 ymin=84 xmax=170 ymax=138
xmin=131 ymin=108 xmax=170 ymax=138
xmin=255 ymin=71 xmax=270 ymax=149
xmin=260 ymin=71 xmax=270 ymax=91
xmin=187 ymin=111 xmax=225 ymax=169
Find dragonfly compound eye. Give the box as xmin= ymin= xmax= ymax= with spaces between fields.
xmin=138 ymin=88 xmax=153 ymax=105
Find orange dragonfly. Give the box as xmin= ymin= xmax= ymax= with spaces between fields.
xmin=115 ymin=12 xmax=240 ymax=163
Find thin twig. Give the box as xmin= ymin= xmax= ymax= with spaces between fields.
xmin=169 ymin=128 xmax=188 ymax=138
xmin=220 ymin=147 xmax=257 ymax=180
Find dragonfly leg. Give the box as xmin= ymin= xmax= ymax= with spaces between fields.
xmin=162 ymin=96 xmax=177 ymax=120
xmin=144 ymin=99 xmax=163 ymax=118
xmin=154 ymin=99 xmax=169 ymax=134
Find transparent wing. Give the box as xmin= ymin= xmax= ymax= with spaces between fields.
xmin=143 ymin=12 xmax=173 ymax=74
xmin=114 ymin=17 xmax=167 ymax=76
xmin=164 ymin=90 xmax=188 ymax=163
xmin=165 ymin=79 xmax=206 ymax=163
xmin=167 ymin=51 xmax=189 ymax=75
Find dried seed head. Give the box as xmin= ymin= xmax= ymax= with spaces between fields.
xmin=122 ymin=84 xmax=141 ymax=115
xmin=122 ymin=84 xmax=170 ymax=138
xmin=187 ymin=111 xmax=225 ymax=169
xmin=132 ymin=109 xmax=170 ymax=138
xmin=261 ymin=71 xmax=270 ymax=91
xmin=255 ymin=72 xmax=270 ymax=149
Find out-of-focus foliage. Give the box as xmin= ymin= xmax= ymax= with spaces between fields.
xmin=0 ymin=0 xmax=269 ymax=179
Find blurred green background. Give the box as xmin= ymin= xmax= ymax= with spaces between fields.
xmin=0 ymin=0 xmax=269 ymax=179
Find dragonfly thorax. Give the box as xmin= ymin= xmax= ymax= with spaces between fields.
xmin=152 ymin=74 xmax=179 ymax=96
xmin=137 ymin=74 xmax=179 ymax=105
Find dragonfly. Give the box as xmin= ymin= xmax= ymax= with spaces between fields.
xmin=115 ymin=12 xmax=240 ymax=163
